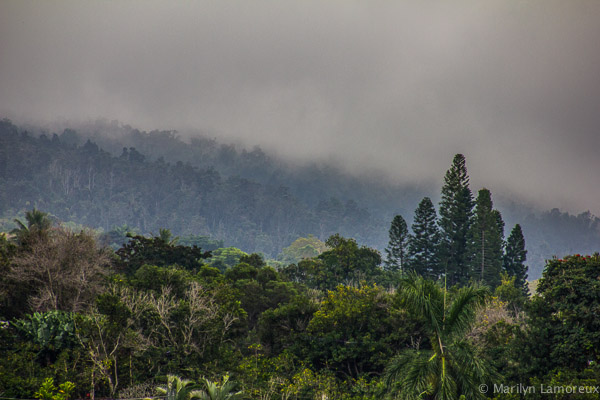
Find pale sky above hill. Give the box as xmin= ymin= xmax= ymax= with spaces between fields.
xmin=1 ymin=1 xmax=600 ymax=214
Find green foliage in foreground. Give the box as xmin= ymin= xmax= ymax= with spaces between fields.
xmin=156 ymin=375 xmax=204 ymax=400
xmin=2 ymin=209 xmax=600 ymax=399
xmin=13 ymin=311 xmax=78 ymax=358
xmin=197 ymin=374 xmax=242 ymax=400
xmin=385 ymin=274 xmax=493 ymax=399
xmin=524 ymin=254 xmax=600 ymax=373
xmin=34 ymin=378 xmax=75 ymax=400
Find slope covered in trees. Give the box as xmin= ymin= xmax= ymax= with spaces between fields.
xmin=2 ymin=118 xmax=600 ymax=278
xmin=0 ymin=119 xmax=381 ymax=257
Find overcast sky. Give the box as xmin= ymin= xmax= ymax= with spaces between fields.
xmin=1 ymin=1 xmax=600 ymax=214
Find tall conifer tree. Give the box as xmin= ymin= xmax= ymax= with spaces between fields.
xmin=385 ymin=215 xmax=408 ymax=273
xmin=407 ymin=197 xmax=441 ymax=280
xmin=438 ymin=154 xmax=474 ymax=286
xmin=467 ymin=188 xmax=504 ymax=288
xmin=503 ymin=224 xmax=528 ymax=295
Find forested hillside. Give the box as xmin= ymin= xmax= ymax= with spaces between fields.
xmin=19 ymin=118 xmax=424 ymax=215
xmin=2 ymin=118 xmax=600 ymax=278
xmin=0 ymin=119 xmax=382 ymax=257
xmin=3 ymin=119 xmax=600 ymax=399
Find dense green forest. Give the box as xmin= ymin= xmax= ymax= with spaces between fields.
xmin=2 ymin=1 xmax=598 ymax=398
xmin=1 ymin=138 xmax=599 ymax=398
xmin=2 ymin=118 xmax=599 ymax=279
xmin=2 ymin=203 xmax=600 ymax=399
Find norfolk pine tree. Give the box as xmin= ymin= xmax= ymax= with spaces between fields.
xmin=467 ymin=188 xmax=504 ymax=288
xmin=503 ymin=224 xmax=528 ymax=295
xmin=438 ymin=154 xmax=474 ymax=286
xmin=407 ymin=197 xmax=441 ymax=280
xmin=385 ymin=214 xmax=409 ymax=273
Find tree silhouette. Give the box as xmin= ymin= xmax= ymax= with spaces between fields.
xmin=467 ymin=189 xmax=504 ymax=288
xmin=407 ymin=197 xmax=441 ymax=280
xmin=385 ymin=214 xmax=409 ymax=273
xmin=503 ymin=224 xmax=528 ymax=295
xmin=438 ymin=154 xmax=474 ymax=286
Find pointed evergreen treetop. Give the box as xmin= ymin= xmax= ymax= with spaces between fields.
xmin=439 ymin=154 xmax=474 ymax=232
xmin=467 ymin=188 xmax=505 ymax=288
xmin=438 ymin=154 xmax=474 ymax=286
xmin=385 ymin=214 xmax=408 ymax=272
xmin=441 ymin=154 xmax=471 ymax=203
xmin=503 ymin=224 xmax=528 ymax=295
xmin=407 ymin=197 xmax=441 ymax=280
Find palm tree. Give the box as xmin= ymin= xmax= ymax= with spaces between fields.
xmin=156 ymin=375 xmax=204 ymax=400
xmin=158 ymin=228 xmax=179 ymax=245
xmin=11 ymin=208 xmax=53 ymax=245
xmin=384 ymin=274 xmax=494 ymax=400
xmin=198 ymin=375 xmax=242 ymax=400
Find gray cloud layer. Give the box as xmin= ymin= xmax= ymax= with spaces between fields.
xmin=1 ymin=1 xmax=600 ymax=213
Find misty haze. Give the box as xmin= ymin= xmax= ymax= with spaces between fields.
xmin=1 ymin=1 xmax=600 ymax=399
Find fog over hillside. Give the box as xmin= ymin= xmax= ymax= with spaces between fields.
xmin=2 ymin=1 xmax=600 ymax=216
xmin=2 ymin=1 xmax=600 ymax=280
xmin=3 ymin=118 xmax=600 ymax=281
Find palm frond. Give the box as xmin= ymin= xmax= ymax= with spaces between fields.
xmin=399 ymin=273 xmax=445 ymax=336
xmin=198 ymin=375 xmax=241 ymax=400
xmin=157 ymin=375 xmax=203 ymax=400
xmin=444 ymin=285 xmax=487 ymax=339
xmin=11 ymin=218 xmax=27 ymax=232
xmin=385 ymin=350 xmax=422 ymax=388
xmin=387 ymin=275 xmax=495 ymax=400
xmin=385 ymin=350 xmax=437 ymax=399
xmin=435 ymin=374 xmax=457 ymax=400
xmin=187 ymin=391 xmax=205 ymax=400
xmin=25 ymin=208 xmax=52 ymax=231
xmin=448 ymin=340 xmax=496 ymax=400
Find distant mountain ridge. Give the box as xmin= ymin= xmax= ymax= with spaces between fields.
xmin=2 ymin=118 xmax=599 ymax=279
xmin=0 ymin=119 xmax=385 ymax=257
